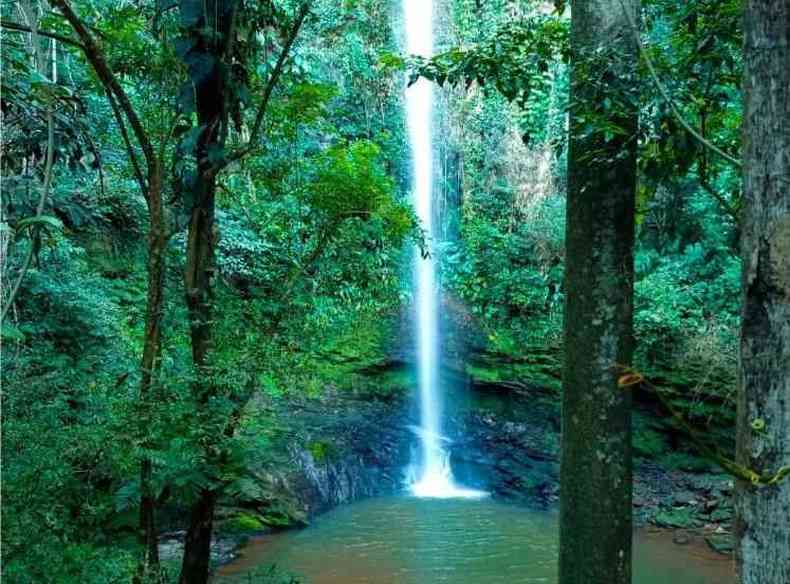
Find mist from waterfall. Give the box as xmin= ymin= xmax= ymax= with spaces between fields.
xmin=403 ymin=0 xmax=485 ymax=500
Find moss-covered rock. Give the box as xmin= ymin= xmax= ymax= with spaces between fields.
xmin=654 ymin=506 xmax=703 ymax=529
xmin=705 ymin=533 xmax=734 ymax=555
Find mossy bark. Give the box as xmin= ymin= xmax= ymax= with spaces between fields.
xmin=736 ymin=3 xmax=790 ymax=583
xmin=559 ymin=1 xmax=639 ymax=583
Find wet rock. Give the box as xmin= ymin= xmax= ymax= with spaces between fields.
xmin=158 ymin=530 xmax=239 ymax=566
xmin=228 ymin=388 xmax=412 ymax=523
xmin=709 ymin=506 xmax=733 ymax=523
xmin=672 ymin=491 xmax=697 ymax=506
xmin=705 ymin=533 xmax=734 ymax=555
xmin=654 ymin=507 xmax=702 ymax=529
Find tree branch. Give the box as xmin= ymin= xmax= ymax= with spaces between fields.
xmin=619 ymin=0 xmax=743 ymax=170
xmin=49 ymin=0 xmax=156 ymax=172
xmin=220 ymin=2 xmax=311 ymax=169
xmin=1 ymin=19 xmax=84 ymax=49
xmin=105 ymin=88 xmax=147 ymax=193
xmin=699 ymin=179 xmax=739 ymax=222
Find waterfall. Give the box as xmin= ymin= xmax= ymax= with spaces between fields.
xmin=404 ymin=0 xmax=485 ymax=500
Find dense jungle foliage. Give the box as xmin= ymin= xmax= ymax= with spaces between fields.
xmin=0 ymin=0 xmax=762 ymax=582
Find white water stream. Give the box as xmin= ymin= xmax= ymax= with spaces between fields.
xmin=403 ymin=0 xmax=485 ymax=500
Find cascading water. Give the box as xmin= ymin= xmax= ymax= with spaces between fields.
xmin=404 ymin=0 xmax=485 ymax=500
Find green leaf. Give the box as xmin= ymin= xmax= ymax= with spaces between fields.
xmin=15 ymin=215 xmax=63 ymax=237
xmin=1 ymin=323 xmax=26 ymax=341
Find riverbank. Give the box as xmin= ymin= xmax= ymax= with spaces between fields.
xmin=155 ymin=359 xmax=736 ymax=572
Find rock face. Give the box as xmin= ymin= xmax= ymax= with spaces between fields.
xmin=449 ymin=387 xmax=562 ymax=506
xmin=288 ymin=414 xmax=411 ymax=515
xmin=217 ymin=387 xmax=412 ymax=531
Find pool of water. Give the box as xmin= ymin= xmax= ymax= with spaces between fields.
xmin=217 ymin=497 xmax=734 ymax=584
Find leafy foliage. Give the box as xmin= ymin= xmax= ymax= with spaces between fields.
xmin=0 ymin=0 xmax=747 ymax=580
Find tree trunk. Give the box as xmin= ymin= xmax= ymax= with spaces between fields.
xmin=178 ymin=169 xmax=219 ymax=584
xmin=139 ymin=167 xmax=166 ymax=574
xmin=735 ymin=3 xmax=790 ymax=583
xmin=178 ymin=488 xmax=218 ymax=584
xmin=559 ymin=2 xmax=639 ymax=583
xmin=178 ymin=2 xmax=233 ymax=582
xmin=46 ymin=0 xmax=169 ymax=575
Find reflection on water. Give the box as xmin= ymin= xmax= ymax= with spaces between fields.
xmin=217 ymin=497 xmax=734 ymax=584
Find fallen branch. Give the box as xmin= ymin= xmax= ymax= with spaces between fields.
xmin=617 ymin=366 xmax=790 ymax=487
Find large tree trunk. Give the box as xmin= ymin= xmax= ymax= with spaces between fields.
xmin=559 ymin=2 xmax=639 ymax=583
xmin=179 ymin=488 xmax=218 ymax=584
xmin=735 ymin=3 xmax=790 ymax=583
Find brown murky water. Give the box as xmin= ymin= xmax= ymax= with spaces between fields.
xmin=217 ymin=497 xmax=734 ymax=583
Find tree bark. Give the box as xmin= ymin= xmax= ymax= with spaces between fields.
xmin=179 ymin=487 xmax=218 ymax=584
xmin=559 ymin=2 xmax=639 ymax=583
xmin=178 ymin=2 xmax=233 ymax=582
xmin=736 ymin=3 xmax=790 ymax=584
xmin=139 ymin=166 xmax=167 ymax=574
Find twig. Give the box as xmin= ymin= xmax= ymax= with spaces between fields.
xmin=82 ymin=127 xmax=106 ymax=199
xmin=699 ymin=179 xmax=739 ymax=221
xmin=105 ymin=88 xmax=147 ymax=193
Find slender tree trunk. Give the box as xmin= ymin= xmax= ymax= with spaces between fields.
xmin=559 ymin=2 xmax=639 ymax=583
xmin=735 ymin=3 xmax=790 ymax=583
xmin=178 ymin=2 xmax=233 ymax=581
xmin=178 ymin=168 xmax=219 ymax=584
xmin=175 ymin=3 xmax=307 ymax=580
xmin=47 ymin=0 xmax=169 ymax=574
xmin=139 ymin=166 xmax=167 ymax=574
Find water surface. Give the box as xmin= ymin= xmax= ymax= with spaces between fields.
xmin=218 ymin=497 xmax=734 ymax=583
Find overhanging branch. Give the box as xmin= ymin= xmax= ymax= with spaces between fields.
xmin=49 ymin=0 xmax=157 ymax=173
xmin=1 ymin=19 xmax=84 ymax=49
xmin=220 ymin=2 xmax=311 ymax=170
xmin=619 ymin=0 xmax=743 ymax=170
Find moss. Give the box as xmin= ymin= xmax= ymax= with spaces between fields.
xmin=466 ymin=347 xmax=563 ymax=394
xmin=633 ymin=426 xmax=668 ymax=458
xmin=654 ymin=507 xmax=702 ymax=529
xmin=710 ymin=506 xmax=733 ymax=522
xmin=347 ymin=364 xmax=415 ymax=398
xmin=661 ymin=451 xmax=716 ymax=473
xmin=226 ymin=512 xmax=265 ymax=533
xmin=466 ymin=363 xmax=503 ymax=383
xmin=307 ymin=440 xmax=337 ymax=463
xmin=261 ymin=504 xmax=307 ymax=528
xmin=705 ymin=534 xmax=734 ymax=555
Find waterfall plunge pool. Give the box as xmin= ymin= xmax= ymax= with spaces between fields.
xmin=217 ymin=496 xmax=734 ymax=583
